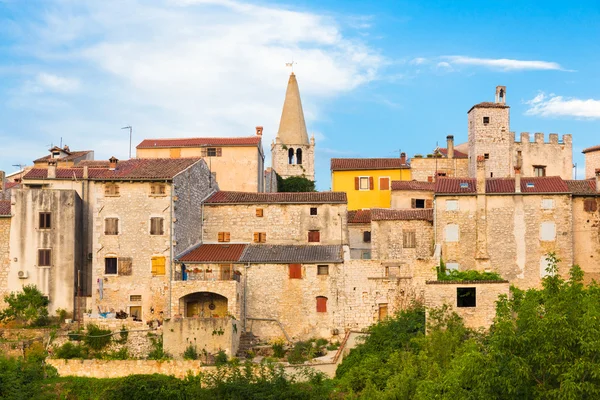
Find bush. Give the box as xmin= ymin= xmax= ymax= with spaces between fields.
xmin=54 ymin=342 xmax=89 ymax=359
xmin=68 ymin=328 xmax=84 ymax=341
xmin=102 ymin=348 xmax=129 ymax=360
xmin=116 ymin=325 xmax=128 ymax=344
xmin=0 ymin=285 xmax=50 ymax=327
xmin=436 ymin=260 xmax=503 ymax=281
xmin=83 ymin=324 xmax=112 ymax=351
xmin=272 ymin=343 xmax=285 ymax=359
xmin=276 ymin=174 xmax=316 ymax=192
xmin=183 ymin=344 xmax=199 ymax=360
xmin=147 ymin=336 xmax=170 ymax=360
xmin=214 ymin=350 xmax=228 ymax=366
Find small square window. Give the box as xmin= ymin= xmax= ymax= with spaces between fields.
xmin=308 ymin=230 xmax=320 ymax=243
xmin=379 ymin=177 xmax=390 ymax=190
xmin=457 ymin=288 xmax=476 ymax=308
xmin=526 ymin=182 xmax=535 ymax=188
xmin=105 ymin=257 xmax=118 ymax=274
xmin=207 ymin=148 xmax=217 ymax=157
xmin=445 ymin=224 xmax=459 ymax=242
xmin=104 ymin=184 xmax=120 ymax=196
xmin=363 ymin=231 xmax=371 ymax=243
xmin=414 ymin=199 xmax=425 ymax=209
xmin=105 ymin=218 xmax=119 ymax=235
xmin=483 ymin=117 xmax=490 ymax=124
xmin=38 ymin=249 xmax=51 ymax=266
xmin=317 ymin=265 xmax=329 ymax=275
xmin=359 ymin=177 xmax=370 ymax=190
xmin=403 ymin=231 xmax=416 ymax=248
xmin=150 ymin=184 xmax=166 ymax=196
xmin=533 ymin=166 xmax=546 ymax=177
xmin=39 ymin=212 xmax=51 ymax=229
xmin=459 ymin=182 xmax=469 ymax=189
xmin=218 ymin=232 xmax=231 ymax=242
xmin=484 ymin=153 xmax=489 ymax=160
xmin=150 ymin=217 xmax=164 ymax=235
xmin=256 ymin=208 xmax=263 ymax=217
xmin=310 ymin=207 xmax=318 ymax=216
xmin=446 ymin=200 xmax=459 ymax=211
xmin=130 ymin=295 xmax=142 ymax=302
xmin=254 ymin=232 xmax=266 ymax=243
xmin=541 ymin=199 xmax=554 ymax=210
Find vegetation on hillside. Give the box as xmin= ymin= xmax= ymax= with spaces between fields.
xmin=0 ymin=285 xmax=50 ymax=327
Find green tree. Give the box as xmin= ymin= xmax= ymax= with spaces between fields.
xmin=0 ymin=285 xmax=49 ymax=326
xmin=276 ymin=174 xmax=316 ymax=192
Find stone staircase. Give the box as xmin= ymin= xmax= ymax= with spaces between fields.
xmin=236 ymin=332 xmax=259 ymax=358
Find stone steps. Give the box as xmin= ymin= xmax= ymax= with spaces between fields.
xmin=236 ymin=332 xmax=259 ymax=358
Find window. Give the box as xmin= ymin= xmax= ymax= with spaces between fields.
xmin=483 ymin=116 xmax=490 ymax=124
xmin=459 ymin=182 xmax=470 ymax=189
xmin=363 ymin=231 xmax=371 ymax=243
xmin=584 ymin=199 xmax=597 ymax=212
xmin=150 ymin=184 xmax=166 ymax=196
xmin=445 ymin=224 xmax=459 ymax=242
xmin=150 ymin=217 xmax=164 ymax=235
xmin=379 ymin=177 xmax=390 ymax=190
xmin=317 ymin=265 xmax=329 ymax=275
xmin=289 ymin=264 xmax=302 ymax=279
xmin=541 ymin=199 xmax=554 ymax=210
xmin=130 ymin=306 xmax=142 ymax=321
xmin=308 ymin=230 xmax=320 ymax=243
xmin=316 ymin=296 xmax=327 ymax=313
xmin=169 ymin=148 xmax=181 ymax=158
xmin=220 ymin=264 xmax=232 ymax=280
xmin=253 ymin=232 xmax=266 ymax=243
xmin=207 ymin=147 xmax=218 ymax=157
xmin=533 ymin=166 xmax=546 ymax=177
xmin=104 ymin=218 xmax=119 ymax=235
xmin=151 ymin=256 xmax=166 ymax=276
xmin=457 ymin=288 xmax=476 ymax=308
xmin=296 ymin=148 xmax=303 ymax=165
xmin=256 ymin=208 xmax=264 ymax=217
xmin=118 ymin=257 xmax=132 ymax=275
xmin=310 ymin=207 xmax=318 ymax=216
xmin=218 ymin=232 xmax=231 ymax=242
xmin=105 ymin=257 xmax=118 ymax=274
xmin=288 ymin=148 xmax=295 ymax=164
xmin=104 ymin=184 xmax=120 ymax=197
xmin=39 ymin=212 xmax=51 ymax=229
xmin=437 ymin=172 xmax=447 ymax=177
xmin=484 ymin=153 xmax=490 ymax=159
xmin=38 ymin=249 xmax=51 ymax=266
xmin=446 ymin=200 xmax=459 ymax=211
xmin=540 ymin=221 xmax=556 ymax=241
xmin=403 ymin=231 xmax=416 ymax=248
xmin=378 ymin=304 xmax=388 ymax=320
xmin=130 ymin=295 xmax=142 ymax=302
xmin=361 ymin=250 xmax=371 ymax=260
xmin=412 ymin=199 xmax=425 ymax=209
xmin=356 ymin=176 xmax=372 ymax=191
xmin=446 ymin=262 xmax=459 ymax=272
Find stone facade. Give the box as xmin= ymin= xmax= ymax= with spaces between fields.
xmin=424 ymin=281 xmax=510 ymax=330
xmin=47 ymin=359 xmax=212 ymax=379
xmin=371 ymin=219 xmax=434 ymax=261
xmin=571 ymin=196 xmax=600 ymax=281
xmin=390 ymin=189 xmax=434 ymax=209
xmin=348 ymin=223 xmax=371 ymax=260
xmin=163 ymin=317 xmax=241 ymax=358
xmin=514 ymin=132 xmax=573 ymax=179
xmin=468 ymin=103 xmax=511 ymax=178
xmin=0 ymin=216 xmax=10 ymax=305
xmin=410 ymin=157 xmax=469 ymax=182
xmin=583 ymin=148 xmax=600 ymax=179
xmin=203 ymin=203 xmax=347 ymax=245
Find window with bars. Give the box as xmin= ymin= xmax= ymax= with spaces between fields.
xmin=104 ymin=184 xmax=120 ymax=196
xmin=218 ymin=232 xmax=231 ymax=242
xmin=253 ymin=232 xmax=266 ymax=243
xmin=403 ymin=230 xmax=416 ymax=248
xmin=130 ymin=295 xmax=142 ymax=302
xmin=308 ymin=230 xmax=320 ymax=243
xmin=150 ymin=217 xmax=164 ymax=235
xmin=317 ymin=265 xmax=329 ymax=275
xmin=38 ymin=249 xmax=51 ymax=266
xmin=150 ymin=184 xmax=167 ymax=196
xmin=203 ymin=147 xmax=222 ymax=157
xmin=289 ymin=264 xmax=302 ymax=279
xmin=316 ymin=296 xmax=327 ymax=313
xmin=39 ymin=212 xmax=51 ymax=229
xmin=105 ymin=218 xmax=119 ymax=235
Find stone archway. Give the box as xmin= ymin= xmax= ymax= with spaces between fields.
xmin=181 ymin=292 xmax=228 ymax=318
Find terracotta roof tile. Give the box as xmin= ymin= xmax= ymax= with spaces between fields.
xmin=178 ymin=244 xmax=247 ymax=263
xmin=435 ymin=177 xmax=570 ymax=194
xmin=347 ymin=209 xmax=371 ymax=224
xmin=330 ymin=158 xmax=409 ymax=171
xmin=437 ymin=148 xmax=468 ymax=159
xmin=467 ymin=102 xmax=510 ymax=113
xmin=205 ymin=191 xmax=347 ymax=204
xmin=371 ymin=208 xmax=433 ymax=222
xmin=23 ymin=158 xmax=201 ymax=181
xmin=582 ymin=145 xmax=600 ymax=154
xmin=435 ymin=178 xmax=477 ymax=194
xmin=0 ymin=200 xmax=10 ymax=216
xmin=5 ymin=182 xmax=19 ymax=189
xmin=239 ymin=245 xmax=343 ymax=263
xmin=136 ymin=137 xmax=261 ymax=149
xmin=34 ymin=151 xmax=92 ymax=163
xmin=565 ymin=179 xmax=597 ymax=195
xmin=77 ymin=160 xmax=111 ymax=167
xmin=391 ymin=181 xmax=435 ymax=191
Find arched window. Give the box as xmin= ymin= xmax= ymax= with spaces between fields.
xmin=296 ymin=148 xmax=303 ymax=165
xmin=288 ymin=148 xmax=295 ymax=164
xmin=316 ymin=296 xmax=328 ymax=313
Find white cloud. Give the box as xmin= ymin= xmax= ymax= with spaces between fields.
xmin=2 ymin=0 xmax=383 ymax=166
xmin=444 ymin=56 xmax=565 ymax=71
xmin=410 ymin=57 xmax=427 ymax=65
xmin=525 ymin=92 xmax=600 ymax=119
xmin=436 ymin=61 xmax=452 ymax=71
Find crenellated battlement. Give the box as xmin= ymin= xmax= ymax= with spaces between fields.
xmin=515 ymin=132 xmax=572 ymax=145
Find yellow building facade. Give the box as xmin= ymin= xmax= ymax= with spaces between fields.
xmin=331 ymin=157 xmax=411 ymax=210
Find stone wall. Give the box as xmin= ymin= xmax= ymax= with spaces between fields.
xmin=468 ymin=106 xmax=511 ymax=178
xmin=424 ymin=281 xmax=509 ymax=330
xmin=515 ymin=133 xmax=572 ymax=179
xmin=170 ymin=278 xmax=242 ymax=320
xmin=203 ymin=203 xmax=347 ymax=245
xmin=48 ymin=359 xmax=211 ymax=379
xmin=0 ymin=217 xmax=10 ymax=305
xmin=584 ymin=150 xmax=600 ymax=179
xmin=390 ymin=189 xmax=434 ymax=208
xmin=348 ymin=224 xmax=371 ymax=260
xmin=271 ymin=142 xmax=315 ymax=182
xmin=163 ymin=317 xmax=241 ymax=358
xmin=371 ymin=219 xmax=434 ymax=261
xmin=409 ymin=157 xmax=469 ymax=182
xmin=571 ymin=197 xmax=600 ymax=281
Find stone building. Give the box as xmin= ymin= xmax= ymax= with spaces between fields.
xmin=136 ymin=133 xmax=265 ymax=192
xmin=270 ymin=73 xmax=315 ymax=182
xmin=390 ymin=181 xmax=434 ymax=209
xmin=202 ymin=192 xmax=348 ymax=245
xmin=33 ymin=146 xmax=93 ymax=168
xmin=582 ymin=145 xmax=600 ymax=179
xmin=347 ymin=209 xmax=372 ymax=260
xmin=410 ymin=136 xmax=469 ymax=182
xmin=0 ymin=201 xmax=11 ymax=304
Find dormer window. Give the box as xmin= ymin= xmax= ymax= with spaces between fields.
xmin=460 ymin=182 xmax=469 ymax=189
xmin=526 ymin=182 xmax=535 ymax=188
xmin=52 ymin=152 xmax=60 ymax=158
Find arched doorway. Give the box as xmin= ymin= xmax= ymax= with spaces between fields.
xmin=181 ymin=292 xmax=228 ymax=318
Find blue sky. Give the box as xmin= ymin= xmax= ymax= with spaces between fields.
xmin=1 ymin=0 xmax=599 ymax=189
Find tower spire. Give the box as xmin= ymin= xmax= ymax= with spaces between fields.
xmin=276 ymin=73 xmax=309 ymax=145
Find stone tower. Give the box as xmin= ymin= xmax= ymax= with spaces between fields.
xmin=271 ymin=73 xmax=315 ymax=181
xmin=467 ymin=86 xmax=512 ymax=178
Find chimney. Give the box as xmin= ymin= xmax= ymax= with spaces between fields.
xmin=446 ymin=135 xmax=454 ymax=159
xmin=596 ymin=169 xmax=600 ymax=193
xmin=256 ymin=126 xmax=263 ymax=136
xmin=109 ymin=156 xmax=118 ymax=170
xmin=47 ymin=160 xmax=57 ymax=178
xmin=476 ymin=155 xmax=486 ymax=194
xmin=83 ymin=166 xmax=89 ymax=180
xmin=515 ymin=166 xmax=521 ymax=193
xmin=400 ymin=152 xmax=407 ymax=165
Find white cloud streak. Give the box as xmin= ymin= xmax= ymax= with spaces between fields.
xmin=525 ymin=92 xmax=600 ymax=119
xmin=444 ymin=56 xmax=565 ymax=71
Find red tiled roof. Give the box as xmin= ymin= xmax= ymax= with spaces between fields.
xmin=565 ymin=179 xmax=597 ymax=195
xmin=435 ymin=178 xmax=477 ymax=194
xmin=178 ymin=244 xmax=247 ymax=263
xmin=78 ymin=160 xmax=111 ymax=167
xmin=5 ymin=182 xmax=19 ymax=189
xmin=136 ymin=137 xmax=261 ymax=149
xmin=468 ymin=102 xmax=510 ymax=113
xmin=330 ymin=158 xmax=409 ymax=171
xmin=34 ymin=151 xmax=92 ymax=163
xmin=205 ymin=191 xmax=347 ymax=204
xmin=0 ymin=200 xmax=10 ymax=216
xmin=391 ymin=181 xmax=435 ymax=191
xmin=371 ymin=208 xmax=433 ymax=222
xmin=23 ymin=158 xmax=201 ymax=181
xmin=348 ymin=209 xmax=371 ymax=224
xmin=437 ymin=148 xmax=469 ymax=159
xmin=582 ymin=145 xmax=600 ymax=154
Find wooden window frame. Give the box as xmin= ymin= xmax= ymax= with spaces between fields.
xmin=403 ymin=230 xmax=416 ymax=248
xmin=150 ymin=217 xmax=164 ymax=235
xmin=104 ymin=183 xmax=120 ymax=197
xmin=256 ymin=208 xmax=264 ymax=217
xmin=150 ymin=183 xmax=167 ymax=196
xmin=104 ymin=218 xmax=119 ymax=235
xmin=130 ymin=295 xmax=142 ymax=302
xmin=151 ymin=256 xmax=166 ymax=276
xmin=38 ymin=249 xmax=51 ymax=267
xmin=584 ymin=198 xmax=597 ymax=212
xmin=379 ymin=176 xmax=390 ymax=191
xmin=316 ymin=296 xmax=328 ymax=313
xmin=358 ymin=176 xmax=371 ymax=191
xmin=308 ymin=230 xmax=320 ymax=243
xmin=288 ymin=264 xmax=302 ymax=279
xmin=104 ymin=257 xmax=118 ymax=275
xmin=220 ymin=264 xmax=232 ymax=280
xmin=533 ymin=165 xmax=547 ymax=177
xmin=253 ymin=232 xmax=266 ymax=243
xmin=218 ymin=232 xmax=231 ymax=242
xmin=363 ymin=231 xmax=371 ymax=243
xmin=39 ymin=212 xmax=51 ymax=229
xmin=317 ymin=265 xmax=329 ymax=276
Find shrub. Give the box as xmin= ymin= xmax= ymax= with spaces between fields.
xmin=116 ymin=325 xmax=128 ymax=344
xmin=183 ymin=344 xmax=199 ymax=360
xmin=102 ymin=348 xmax=129 ymax=360
xmin=68 ymin=327 xmax=84 ymax=341
xmin=0 ymin=285 xmax=49 ymax=327
xmin=272 ymin=343 xmax=285 ymax=359
xmin=83 ymin=324 xmax=112 ymax=351
xmin=214 ymin=350 xmax=228 ymax=366
xmin=147 ymin=336 xmax=170 ymax=360
xmin=54 ymin=342 xmax=89 ymax=359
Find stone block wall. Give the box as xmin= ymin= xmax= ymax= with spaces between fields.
xmin=170 ymin=278 xmax=242 ymax=320
xmin=47 ymin=359 xmax=211 ymax=379
xmin=203 ymin=203 xmax=347 ymax=245
xmin=391 ymin=189 xmax=434 ymax=209
xmin=515 ymin=133 xmax=573 ymax=179
xmin=163 ymin=317 xmax=241 ymax=358
xmin=348 ymin=224 xmax=371 ymax=260
xmin=436 ymin=195 xmax=478 ymax=269
xmin=572 ymin=197 xmax=600 ymax=281
xmin=584 ymin=150 xmax=600 ymax=179
xmin=424 ymin=281 xmax=509 ymax=330
xmin=468 ymin=106 xmax=511 ymax=178
xmin=271 ymin=142 xmax=315 ymax=181
xmin=410 ymin=157 xmax=469 ymax=182
xmin=371 ymin=219 xmax=434 ymax=261
xmin=0 ymin=217 xmax=10 ymax=306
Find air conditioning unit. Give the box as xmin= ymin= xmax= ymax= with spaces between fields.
xmin=18 ymin=271 xmax=29 ymax=279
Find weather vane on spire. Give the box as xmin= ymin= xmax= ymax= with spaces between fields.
xmin=285 ymin=59 xmax=297 ymax=73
